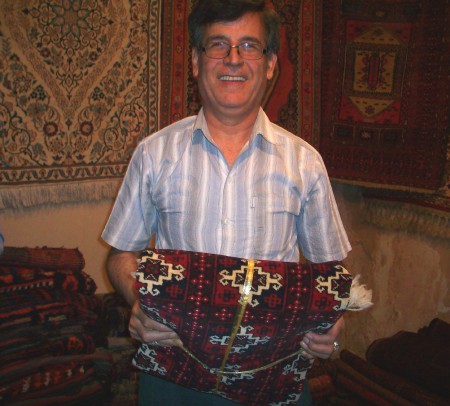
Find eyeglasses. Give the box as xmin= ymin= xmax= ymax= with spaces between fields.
xmin=202 ymin=41 xmax=267 ymax=60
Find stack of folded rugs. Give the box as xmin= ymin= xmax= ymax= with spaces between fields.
xmin=0 ymin=246 xmax=112 ymax=405
xmin=310 ymin=318 xmax=450 ymax=405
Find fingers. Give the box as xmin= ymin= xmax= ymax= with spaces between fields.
xmin=300 ymin=316 xmax=345 ymax=360
xmin=300 ymin=335 xmax=334 ymax=359
xmin=147 ymin=338 xmax=181 ymax=347
xmin=129 ymin=300 xmax=182 ymax=346
xmin=329 ymin=316 xmax=345 ymax=337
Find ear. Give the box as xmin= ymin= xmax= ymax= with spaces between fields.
xmin=266 ymin=53 xmax=278 ymax=80
xmin=192 ymin=48 xmax=199 ymax=79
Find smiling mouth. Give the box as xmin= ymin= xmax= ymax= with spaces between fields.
xmin=219 ymin=75 xmax=246 ymax=82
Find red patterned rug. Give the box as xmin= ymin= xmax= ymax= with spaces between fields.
xmin=319 ymin=0 xmax=449 ymax=192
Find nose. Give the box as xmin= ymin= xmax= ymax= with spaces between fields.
xmin=225 ymin=45 xmax=243 ymax=64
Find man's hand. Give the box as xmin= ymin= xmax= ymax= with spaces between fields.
xmin=106 ymin=247 xmax=182 ymax=347
xmin=300 ymin=316 xmax=344 ymax=359
xmin=129 ymin=300 xmax=182 ymax=346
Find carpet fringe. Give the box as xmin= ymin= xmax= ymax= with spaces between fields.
xmin=364 ymin=198 xmax=450 ymax=239
xmin=0 ymin=179 xmax=121 ymax=211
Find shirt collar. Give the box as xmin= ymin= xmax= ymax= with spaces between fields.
xmin=192 ymin=107 xmax=279 ymax=145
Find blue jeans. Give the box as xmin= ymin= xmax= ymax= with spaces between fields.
xmin=138 ymin=373 xmax=313 ymax=405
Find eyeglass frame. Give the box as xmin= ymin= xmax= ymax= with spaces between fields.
xmin=201 ymin=41 xmax=268 ymax=60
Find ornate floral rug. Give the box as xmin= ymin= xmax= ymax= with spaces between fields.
xmin=0 ymin=0 xmax=160 ymax=209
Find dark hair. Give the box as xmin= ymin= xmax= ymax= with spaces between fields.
xmin=188 ymin=0 xmax=280 ymax=55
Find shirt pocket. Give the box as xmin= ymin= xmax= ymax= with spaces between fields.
xmin=252 ymin=192 xmax=301 ymax=258
xmin=153 ymin=172 xmax=197 ymax=214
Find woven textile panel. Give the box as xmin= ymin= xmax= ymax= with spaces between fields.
xmin=133 ymin=249 xmax=353 ymax=405
xmin=0 ymin=0 xmax=160 ymax=208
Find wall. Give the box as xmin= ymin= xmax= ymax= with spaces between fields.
xmin=333 ymin=183 xmax=450 ymax=357
xmin=1 ymin=182 xmax=449 ymax=358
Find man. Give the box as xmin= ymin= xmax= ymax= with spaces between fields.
xmin=102 ymin=0 xmax=351 ymax=404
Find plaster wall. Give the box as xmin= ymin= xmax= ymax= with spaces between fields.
xmin=333 ymin=183 xmax=450 ymax=357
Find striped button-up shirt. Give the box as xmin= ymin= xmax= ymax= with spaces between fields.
xmin=102 ymin=108 xmax=351 ymax=263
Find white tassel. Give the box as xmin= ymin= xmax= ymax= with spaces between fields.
xmin=347 ymin=275 xmax=373 ymax=311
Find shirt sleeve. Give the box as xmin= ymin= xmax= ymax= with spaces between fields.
xmin=101 ymin=143 xmax=157 ymax=251
xmin=296 ymin=153 xmax=351 ymax=263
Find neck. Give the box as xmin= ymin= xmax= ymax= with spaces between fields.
xmin=203 ymin=108 xmax=259 ymax=167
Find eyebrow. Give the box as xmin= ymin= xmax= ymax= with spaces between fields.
xmin=205 ymin=35 xmax=263 ymax=45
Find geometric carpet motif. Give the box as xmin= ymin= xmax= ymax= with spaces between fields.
xmin=0 ymin=0 xmax=160 ymax=208
xmin=320 ymin=0 xmax=449 ymax=192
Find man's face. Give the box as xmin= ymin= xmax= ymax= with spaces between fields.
xmin=192 ymin=12 xmax=277 ymax=120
